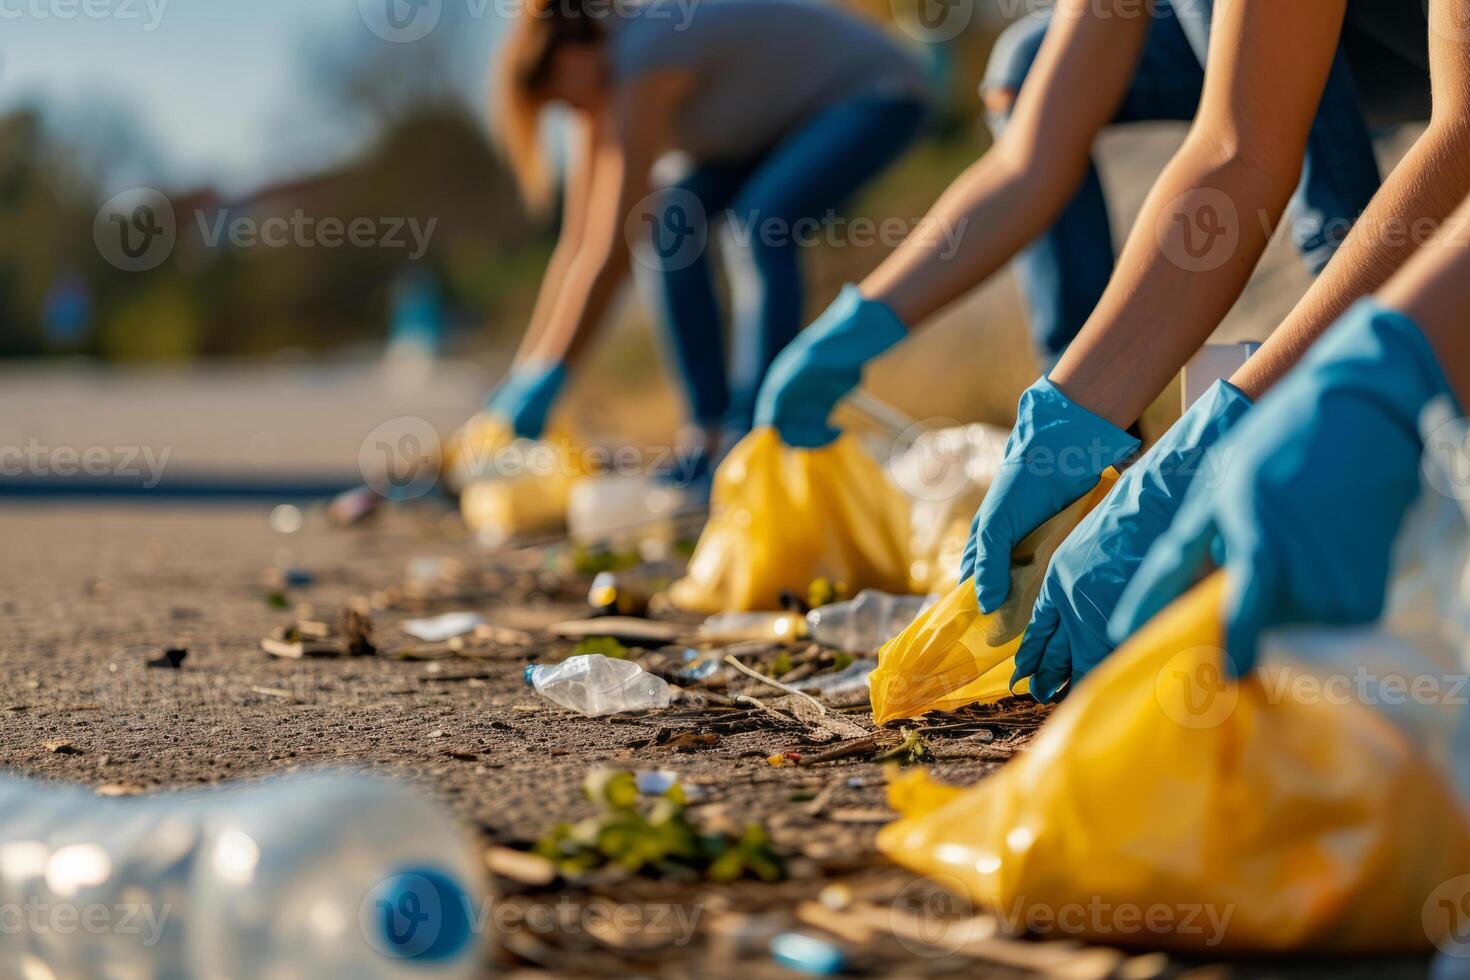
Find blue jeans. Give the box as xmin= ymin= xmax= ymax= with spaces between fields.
xmin=986 ymin=0 xmax=1381 ymax=367
xmin=642 ymin=95 xmax=927 ymax=432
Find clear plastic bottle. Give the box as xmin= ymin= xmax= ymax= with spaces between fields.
xmin=806 ymin=590 xmax=937 ymax=653
xmin=524 ymin=654 xmax=673 ymax=716
xmin=0 ymin=772 xmax=485 ymax=979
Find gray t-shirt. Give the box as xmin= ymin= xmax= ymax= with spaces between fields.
xmin=610 ymin=0 xmax=928 ymax=162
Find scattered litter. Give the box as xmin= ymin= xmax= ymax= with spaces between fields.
xmin=532 ymin=768 xmax=783 ymax=882
xmin=766 ymin=752 xmax=802 ymax=768
xmin=265 ymin=591 xmax=290 ymax=610
xmin=798 ymin=658 xmax=877 ymax=697
xmin=587 ymin=566 xmax=676 ymax=617
xmin=548 ymin=617 xmax=680 ymax=646
xmin=485 ymin=845 xmax=557 ymax=886
xmin=525 ymin=655 xmax=672 ymax=717
xmin=326 ymin=484 xmax=380 ymax=526
xmin=262 ymin=607 xmax=376 ymax=659
xmin=670 ymin=650 xmax=725 ymax=685
xmin=42 ymin=740 xmax=79 ymax=755
xmin=807 ymin=590 xmax=935 ymax=654
xmin=699 ymin=612 xmax=806 ymax=645
xmin=260 ymin=630 xmax=338 ymax=659
xmin=249 ymin=686 xmax=299 ymax=702
xmin=95 ymin=783 xmax=145 ymax=797
xmin=402 ymin=611 xmax=485 ymax=642
xmin=145 ymin=647 xmax=188 ymax=670
xmin=283 ymin=568 xmax=314 ymax=587
xmin=634 ymin=770 xmax=680 ymax=795
xmin=770 ymin=932 xmax=845 ymax=975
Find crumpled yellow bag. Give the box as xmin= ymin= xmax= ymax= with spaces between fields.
xmin=670 ymin=428 xmax=913 ymax=613
xmin=445 ymin=415 xmax=585 ymax=545
xmin=869 ymin=471 xmax=1118 ymax=724
xmin=879 ymin=573 xmax=1470 ymax=953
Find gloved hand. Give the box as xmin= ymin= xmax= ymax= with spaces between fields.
xmin=753 ymin=285 xmax=908 ymax=448
xmin=486 ymin=361 xmax=567 ymax=440
xmin=961 ymin=376 xmax=1140 ymax=614
xmin=1110 ymin=300 xmax=1458 ymax=675
xmin=1012 ymin=379 xmax=1252 ymax=701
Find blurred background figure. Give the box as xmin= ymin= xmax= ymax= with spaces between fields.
xmin=481 ymin=0 xmax=931 ymax=483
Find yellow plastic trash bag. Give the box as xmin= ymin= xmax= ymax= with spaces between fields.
xmin=869 ymin=471 xmax=1118 ymax=724
xmin=878 ymin=573 xmax=1470 ymax=954
xmin=446 ymin=414 xmax=585 ymax=545
xmin=670 ymin=428 xmax=912 ymax=613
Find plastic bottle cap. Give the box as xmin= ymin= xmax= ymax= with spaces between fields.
xmin=523 ymin=665 xmax=538 ymax=687
xmin=367 ymin=866 xmax=475 ymax=962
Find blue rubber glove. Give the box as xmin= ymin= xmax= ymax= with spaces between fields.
xmin=1110 ymin=300 xmax=1459 ymax=676
xmin=1012 ymin=379 xmax=1252 ymax=701
xmin=961 ymin=377 xmax=1141 ymax=613
xmin=753 ymin=285 xmax=908 ymax=448
xmin=486 ymin=361 xmax=567 ymax=440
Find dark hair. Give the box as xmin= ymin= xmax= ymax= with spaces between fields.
xmin=496 ymin=0 xmax=608 ymax=209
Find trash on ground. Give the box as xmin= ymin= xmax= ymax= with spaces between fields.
xmin=699 ymin=611 xmax=807 ymax=645
xmin=549 ymin=617 xmax=680 ymax=646
xmin=525 ymin=654 xmax=673 ymax=717
xmin=670 ymin=429 xmax=912 ymax=612
xmin=587 ymin=566 xmax=677 ymax=617
xmin=568 ymin=475 xmax=685 ymax=551
xmin=887 ymin=423 xmax=1008 ymax=594
xmin=868 ymin=472 xmax=1118 ymax=725
xmin=402 ymin=611 xmax=485 ymax=642
xmin=807 ymin=590 xmax=936 ymax=654
xmin=0 ymin=771 xmax=486 ymax=975
xmin=770 ymin=932 xmax=846 ymax=975
xmin=326 ymin=483 xmax=381 ymax=526
xmin=484 ymin=845 xmax=558 ymax=886
xmin=879 ymin=574 xmax=1470 ymax=953
xmin=262 ymin=606 xmax=376 ymax=659
xmin=532 ymin=768 xmax=784 ymax=882
xmin=797 ymin=658 xmax=877 ymax=697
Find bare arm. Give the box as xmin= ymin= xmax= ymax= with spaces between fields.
xmin=1232 ymin=0 xmax=1470 ymax=398
xmin=1048 ymin=0 xmax=1347 ymax=426
xmin=513 ymin=118 xmax=598 ymax=363
xmin=1379 ymin=193 xmax=1470 ymax=406
xmin=520 ymin=71 xmax=691 ymax=366
xmin=859 ymin=0 xmax=1153 ymax=326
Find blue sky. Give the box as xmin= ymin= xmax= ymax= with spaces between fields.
xmin=0 ymin=0 xmax=502 ymax=193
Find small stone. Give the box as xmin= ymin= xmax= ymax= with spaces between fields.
xmin=43 ymin=740 xmax=80 ymax=755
